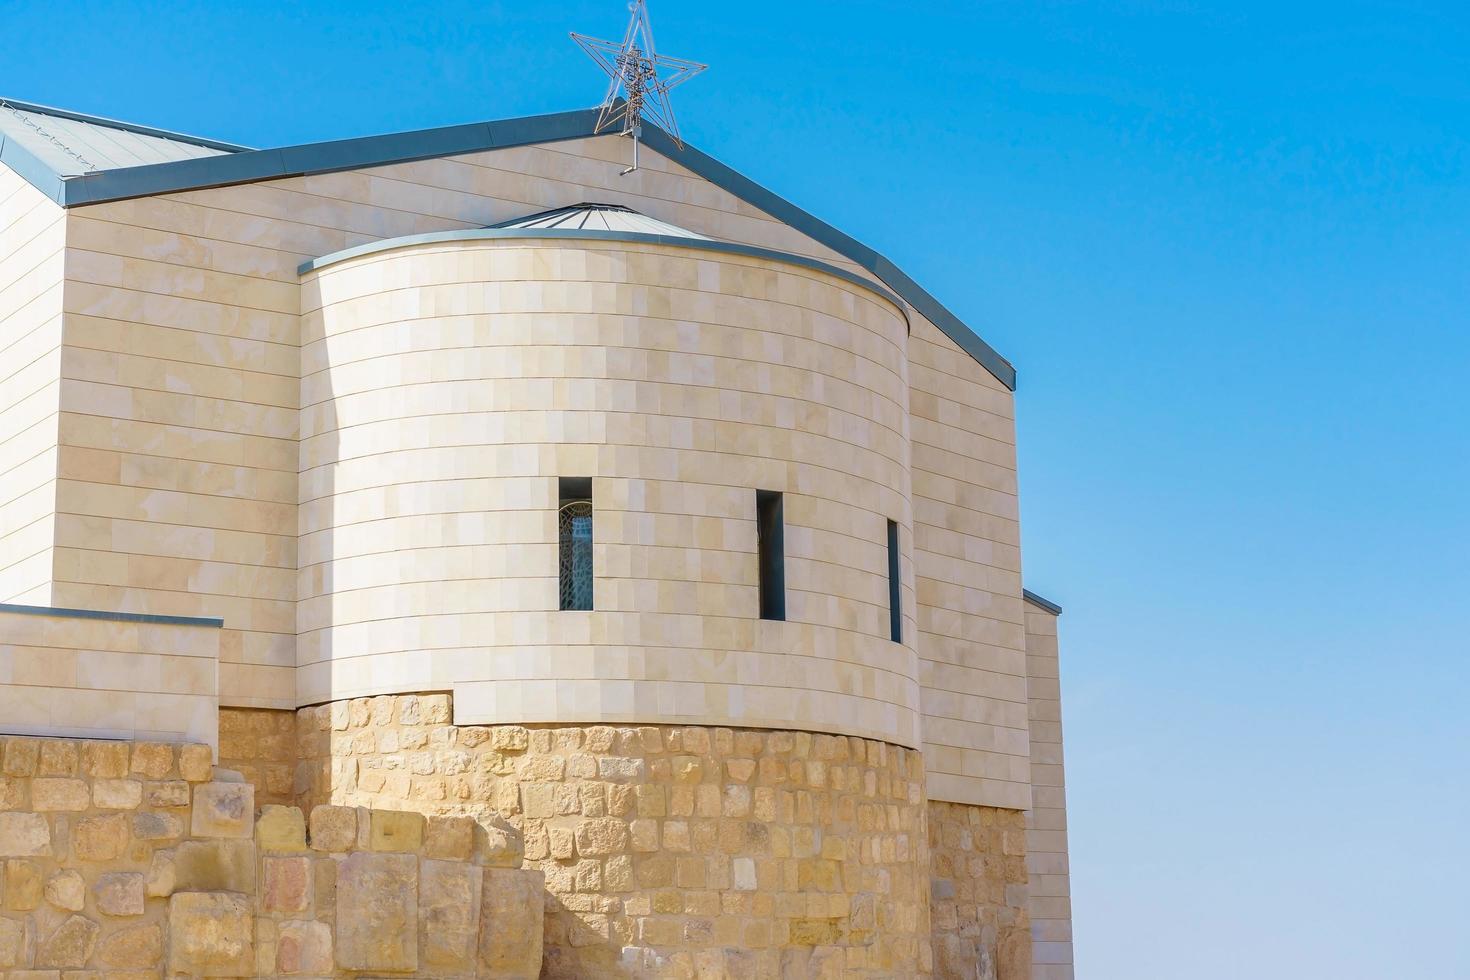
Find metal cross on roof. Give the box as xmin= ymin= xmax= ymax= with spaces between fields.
xmin=571 ymin=0 xmax=707 ymax=175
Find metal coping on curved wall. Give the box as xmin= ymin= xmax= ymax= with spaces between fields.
xmin=297 ymin=226 xmax=913 ymax=327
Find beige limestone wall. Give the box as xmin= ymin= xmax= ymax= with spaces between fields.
xmin=218 ymin=706 xmax=298 ymax=805
xmin=0 ymin=607 xmax=219 ymax=746
xmin=1023 ymin=601 xmax=1074 ymax=980
xmin=909 ymin=318 xmax=1030 ymax=810
xmin=297 ymin=694 xmax=934 ymax=979
xmin=0 ymin=167 xmax=64 ymax=606
xmin=0 ymin=733 xmax=543 ymax=977
xmin=32 ymin=131 xmax=1029 ymax=809
xmin=299 ymin=238 xmax=919 ymax=747
xmin=928 ymin=801 xmax=1031 ymax=980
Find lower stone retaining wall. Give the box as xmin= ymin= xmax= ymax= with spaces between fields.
xmin=0 ymin=734 xmax=543 ymax=977
xmin=928 ymin=800 xmax=1032 ymax=980
xmin=296 ymin=697 xmax=934 ymax=978
xmin=218 ymin=707 xmax=297 ymax=806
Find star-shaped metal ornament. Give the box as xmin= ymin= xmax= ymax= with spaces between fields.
xmin=571 ymin=0 xmax=707 ymax=174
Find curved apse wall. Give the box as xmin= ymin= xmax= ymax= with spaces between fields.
xmin=297 ymin=232 xmax=918 ymax=748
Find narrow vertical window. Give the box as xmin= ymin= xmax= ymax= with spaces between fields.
xmin=756 ymin=490 xmax=785 ymax=621
xmin=559 ymin=477 xmax=593 ymax=611
xmin=887 ymin=519 xmax=902 ymax=642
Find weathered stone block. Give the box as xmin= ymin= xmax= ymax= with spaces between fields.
xmin=191 ymin=782 xmax=254 ymax=838
xmin=424 ymin=814 xmax=475 ymax=860
xmin=129 ymin=743 xmax=174 ymax=779
xmin=256 ymin=805 xmax=306 ymax=852
xmin=0 ymin=812 xmax=52 ymax=856
xmin=95 ymin=871 xmax=145 ymax=916
xmin=6 ymin=859 xmax=43 ymax=909
xmin=336 ymin=851 xmax=418 ymax=971
xmin=37 ymin=914 xmax=99 ymax=968
xmin=307 ymin=805 xmax=356 ymax=852
xmin=478 ymin=867 xmax=544 ymax=978
xmin=174 ymin=839 xmax=256 ymax=893
xmin=145 ymin=848 xmax=176 ymax=897
xmin=168 ymin=891 xmax=253 ymax=976
xmin=37 ymin=740 xmax=79 ymax=776
xmin=73 ymin=813 xmax=128 ymax=862
xmin=574 ymin=817 xmax=629 ymax=856
xmin=277 ymin=919 xmax=333 ymax=975
xmin=30 ymin=778 xmax=89 ymax=811
xmin=98 ymin=922 xmax=162 ymax=968
xmin=0 ymin=915 xmax=21 ymax=967
xmin=143 ymin=780 xmax=189 ymax=808
xmin=2 ymin=739 xmax=38 ymax=776
xmin=45 ymin=869 xmax=85 ymax=911
xmin=92 ymin=779 xmax=143 ymax=810
xmin=132 ymin=810 xmax=185 ymax=841
xmin=179 ymin=743 xmax=214 ymax=782
xmin=261 ymin=856 xmax=311 ymax=913
xmin=369 ymin=809 xmax=424 ymax=852
xmin=421 ymin=859 xmax=480 ymax=973
xmin=82 ymin=740 xmax=129 ymax=779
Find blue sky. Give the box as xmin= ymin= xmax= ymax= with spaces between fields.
xmin=5 ymin=2 xmax=1467 ymax=976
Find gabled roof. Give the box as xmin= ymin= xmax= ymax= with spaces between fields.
xmin=492 ymin=202 xmax=710 ymax=240
xmin=0 ymin=99 xmax=1016 ymax=389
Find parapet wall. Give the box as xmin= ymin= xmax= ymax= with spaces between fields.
xmin=0 ymin=734 xmax=543 ymax=977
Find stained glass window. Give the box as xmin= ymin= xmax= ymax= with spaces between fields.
xmin=559 ymin=499 xmax=594 ymax=611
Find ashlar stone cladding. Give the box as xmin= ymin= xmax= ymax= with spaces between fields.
xmin=299 ymin=237 xmax=920 ymax=750
xmin=2 ymin=128 xmax=1031 ymax=809
xmin=296 ymin=695 xmax=937 ymax=979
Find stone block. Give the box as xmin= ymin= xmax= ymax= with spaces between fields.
xmin=45 ymin=870 xmax=86 ymax=911
xmin=168 ymin=891 xmax=254 ymax=976
xmin=6 ymin=859 xmax=43 ymax=909
xmin=369 ymin=809 xmax=424 ymax=852
xmin=92 ymin=779 xmax=142 ymax=810
xmin=478 ymin=867 xmax=544 ymax=979
xmin=574 ymin=817 xmax=629 ymax=856
xmin=95 ymin=872 xmax=145 ymax=916
xmin=336 ymin=851 xmax=418 ymax=972
xmin=130 ymin=743 xmax=174 ymax=779
xmin=179 ymin=743 xmax=214 ymax=782
xmin=191 ymin=782 xmax=254 ymax=838
xmin=0 ymin=812 xmax=52 ymax=856
xmin=30 ymin=779 xmax=90 ymax=811
xmin=145 ymin=849 xmax=176 ymax=897
xmin=261 ymin=856 xmax=311 ymax=913
xmin=82 ymin=741 xmax=129 ymax=779
xmin=420 ymin=859 xmax=480 ymax=974
xmin=0 ymin=916 xmax=21 ymax=967
xmin=98 ymin=923 xmax=162 ymax=968
xmin=308 ymin=805 xmax=356 ymax=852
xmin=73 ymin=814 xmax=128 ymax=862
xmin=256 ymin=805 xmax=306 ymax=852
xmin=174 ymin=839 xmax=256 ymax=893
xmin=144 ymin=780 xmax=190 ymax=808
xmin=424 ymin=814 xmax=475 ymax=860
xmin=37 ymin=915 xmax=99 ymax=968
xmin=2 ymin=739 xmax=38 ymax=777
xmin=132 ymin=810 xmax=185 ymax=841
xmin=277 ymin=919 xmax=333 ymax=975
xmin=37 ymin=740 xmax=79 ymax=776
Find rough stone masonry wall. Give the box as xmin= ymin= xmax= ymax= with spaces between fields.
xmin=218 ymin=707 xmax=298 ymax=805
xmin=928 ymin=801 xmax=1032 ymax=980
xmin=296 ymin=695 xmax=934 ymax=979
xmin=0 ymin=734 xmax=543 ymax=977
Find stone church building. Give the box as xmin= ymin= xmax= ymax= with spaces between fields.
xmin=0 ymin=96 xmax=1074 ymax=978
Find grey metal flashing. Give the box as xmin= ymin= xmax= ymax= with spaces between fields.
xmin=0 ymin=132 xmax=67 ymax=205
xmin=0 ymin=98 xmax=250 ymax=153
xmin=0 ymin=100 xmax=1016 ymax=388
xmin=1022 ymin=589 xmax=1063 ymax=615
xmin=0 ymin=603 xmax=224 ymax=628
xmin=297 ymin=227 xmax=911 ymax=319
xmin=60 ymin=108 xmax=605 ymax=208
